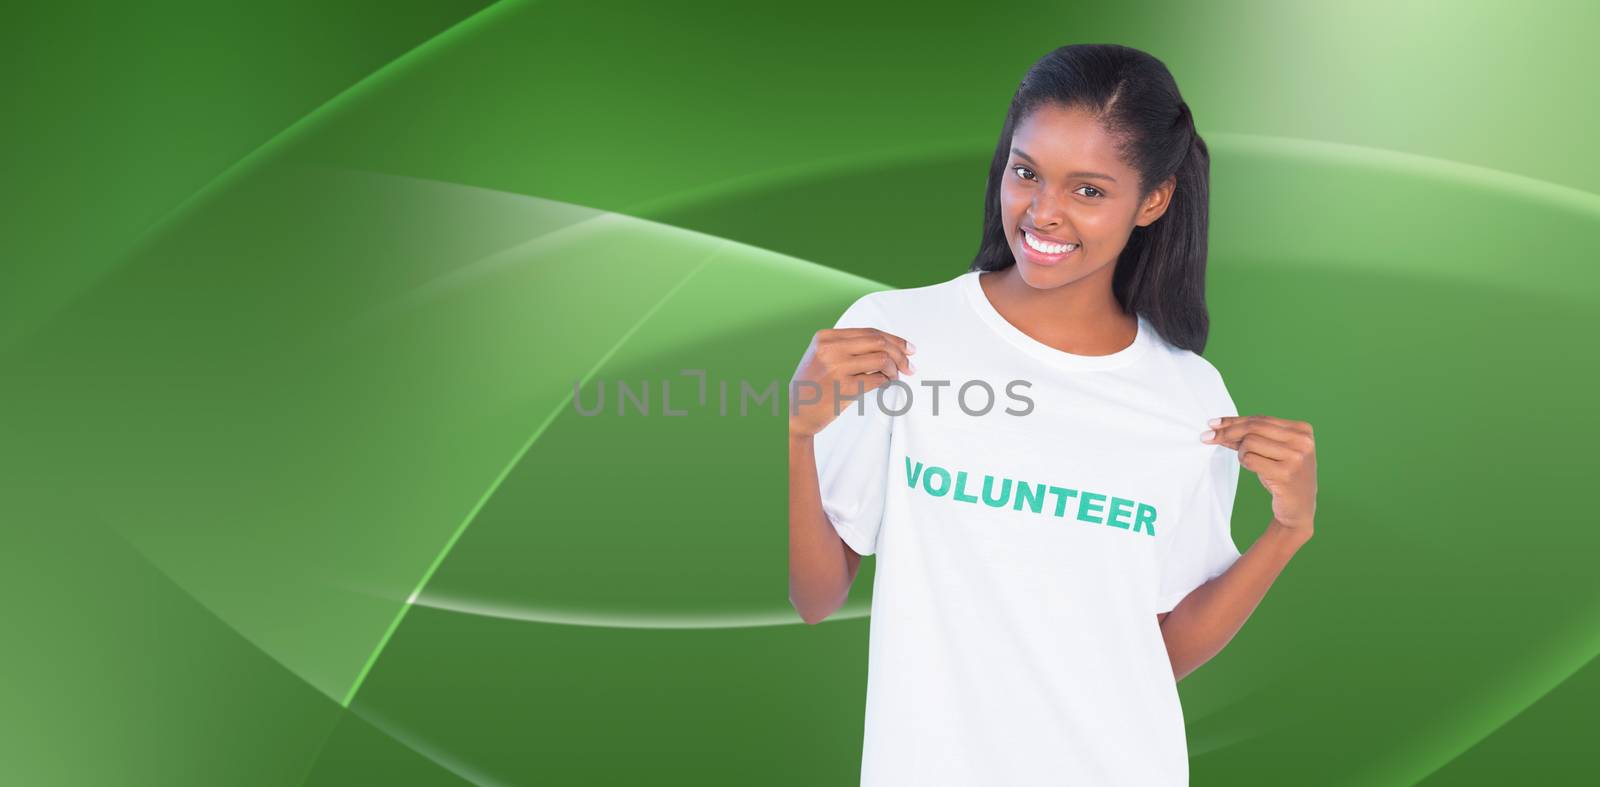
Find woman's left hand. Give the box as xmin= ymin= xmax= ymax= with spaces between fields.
xmin=1201 ymin=415 xmax=1317 ymax=534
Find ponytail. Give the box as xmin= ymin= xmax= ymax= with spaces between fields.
xmin=1113 ymin=100 xmax=1211 ymax=353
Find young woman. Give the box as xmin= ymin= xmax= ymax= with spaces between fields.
xmin=787 ymin=44 xmax=1318 ymax=786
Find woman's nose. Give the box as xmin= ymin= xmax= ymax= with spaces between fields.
xmin=1030 ymin=190 xmax=1069 ymax=230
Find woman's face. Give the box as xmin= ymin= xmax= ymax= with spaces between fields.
xmin=999 ymin=103 xmax=1174 ymax=291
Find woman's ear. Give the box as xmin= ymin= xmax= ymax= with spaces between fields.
xmin=1135 ymin=175 xmax=1177 ymax=227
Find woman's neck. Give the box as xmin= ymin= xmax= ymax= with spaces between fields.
xmin=980 ymin=267 xmax=1137 ymax=356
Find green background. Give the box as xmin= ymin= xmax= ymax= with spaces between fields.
xmin=4 ymin=1 xmax=1596 ymax=784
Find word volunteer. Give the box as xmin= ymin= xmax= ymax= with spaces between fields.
xmin=904 ymin=454 xmax=1159 ymax=537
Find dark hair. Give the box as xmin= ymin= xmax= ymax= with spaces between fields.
xmin=969 ymin=44 xmax=1212 ymax=354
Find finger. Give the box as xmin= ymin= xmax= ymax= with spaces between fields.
xmin=1239 ymin=448 xmax=1283 ymax=477
xmin=838 ymin=334 xmax=915 ymax=374
xmin=1234 ymin=432 xmax=1298 ymax=461
xmin=829 ymin=330 xmax=913 ymax=374
xmin=1205 ymin=417 xmax=1306 ymax=449
xmin=866 ymin=329 xmax=914 ymax=374
xmin=832 ymin=325 xmax=913 ymax=350
xmin=825 ymin=326 xmax=914 ymax=357
xmin=836 ymin=349 xmax=904 ymax=380
xmin=1209 ymin=414 xmax=1311 ymax=437
xmin=878 ymin=353 xmax=901 ymax=382
xmin=1210 ymin=428 xmax=1296 ymax=460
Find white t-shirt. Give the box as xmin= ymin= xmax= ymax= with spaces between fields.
xmin=813 ymin=269 xmax=1242 ymax=787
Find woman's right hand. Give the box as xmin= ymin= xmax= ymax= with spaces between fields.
xmin=788 ymin=326 xmax=915 ymax=439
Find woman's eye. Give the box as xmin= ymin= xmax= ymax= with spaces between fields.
xmin=1075 ymin=185 xmax=1104 ymax=199
xmin=1011 ymin=165 xmax=1036 ymax=181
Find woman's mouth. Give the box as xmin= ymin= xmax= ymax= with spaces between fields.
xmin=1019 ymin=228 xmax=1080 ymax=265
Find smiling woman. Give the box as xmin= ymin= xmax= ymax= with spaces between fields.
xmin=789 ymin=42 xmax=1317 ymax=787
xmin=976 ymin=94 xmax=1208 ymax=359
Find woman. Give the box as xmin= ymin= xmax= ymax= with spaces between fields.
xmin=787 ymin=44 xmax=1318 ymax=786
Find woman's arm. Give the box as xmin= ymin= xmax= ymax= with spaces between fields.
xmin=789 ymin=432 xmax=862 ymax=625
xmin=1156 ymin=518 xmax=1311 ymax=681
xmin=787 ymin=324 xmax=912 ymax=625
xmin=1158 ymin=414 xmax=1318 ymax=681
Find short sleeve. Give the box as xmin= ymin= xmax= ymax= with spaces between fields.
xmin=811 ymin=294 xmax=901 ymax=557
xmin=1154 ymin=378 xmax=1243 ymax=613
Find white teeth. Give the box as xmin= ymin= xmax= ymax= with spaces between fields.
xmin=1023 ymin=230 xmax=1078 ymax=254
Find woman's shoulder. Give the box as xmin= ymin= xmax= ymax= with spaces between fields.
xmin=1164 ymin=342 xmax=1228 ymax=385
xmin=832 ymin=271 xmax=969 ymax=329
xmin=1151 ymin=338 xmax=1237 ymax=417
